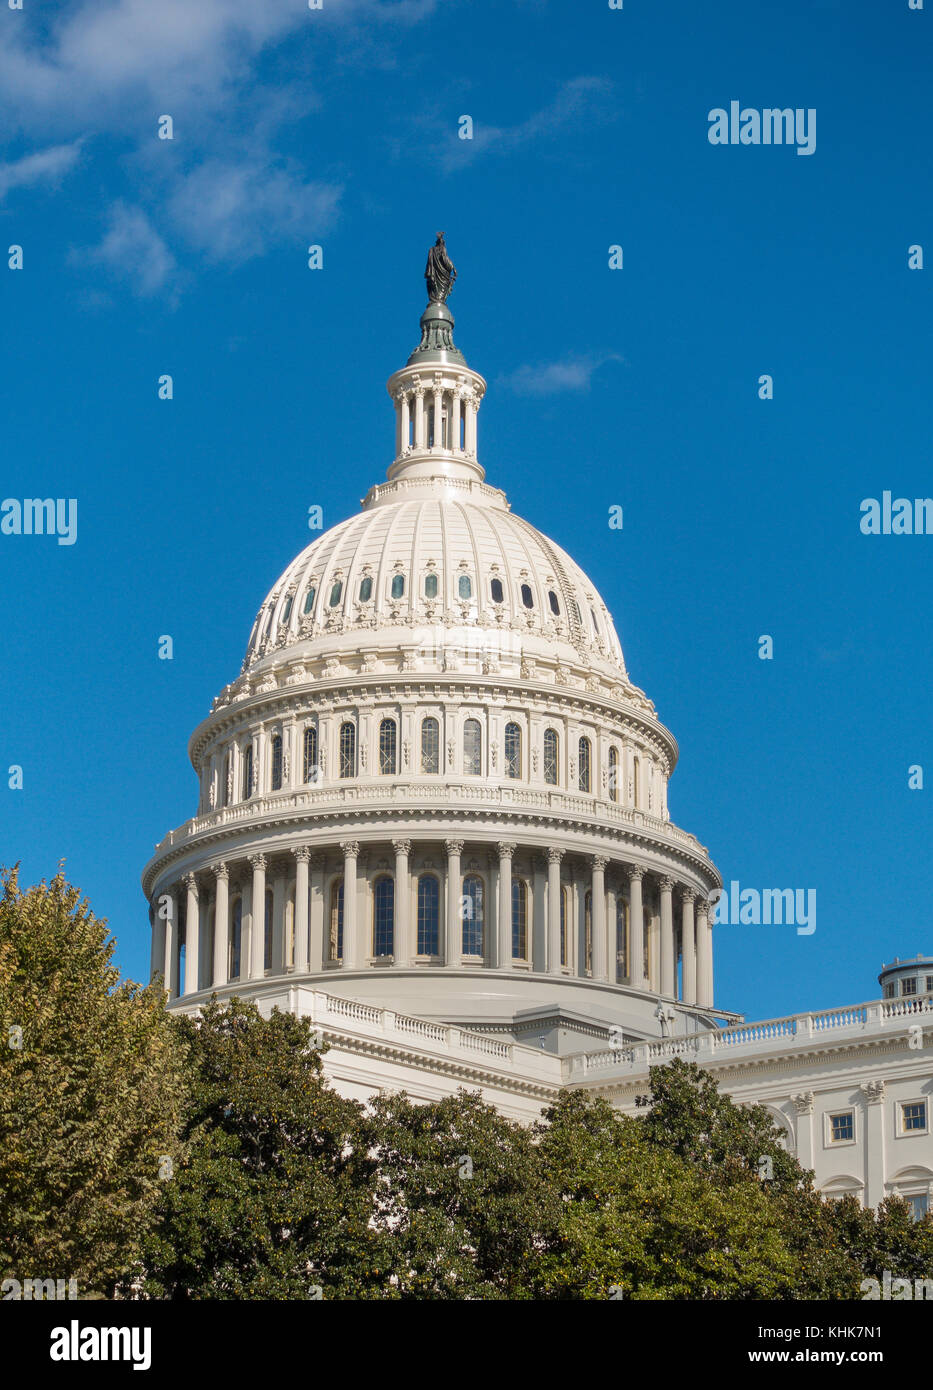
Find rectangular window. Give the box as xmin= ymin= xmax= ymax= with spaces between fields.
xmin=883 ymin=983 xmax=896 ymax=999
xmin=829 ymin=1113 xmax=854 ymax=1143
xmin=903 ymin=977 xmax=918 ymax=996
xmin=906 ymin=1194 xmax=930 ymax=1222
xmin=902 ymin=1102 xmax=927 ymax=1133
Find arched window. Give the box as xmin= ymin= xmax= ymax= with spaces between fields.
xmin=616 ymin=897 xmax=629 ymax=983
xmin=512 ymin=879 xmax=528 ymax=959
xmin=230 ymin=898 xmax=242 ymax=979
xmin=560 ymin=886 xmax=568 ymax=967
xmin=463 ymin=719 xmax=482 ymax=776
xmin=221 ymin=750 xmax=231 ymax=807
xmin=329 ymin=580 xmax=343 ymax=607
xmin=490 ymin=577 xmax=504 ymax=604
xmin=329 ymin=880 xmax=344 ymax=962
xmin=417 ymin=875 xmax=440 ymax=956
xmin=281 ymin=595 xmax=293 ymax=624
xmin=270 ymin=733 xmax=283 ymax=791
xmin=424 ymin=572 xmax=438 ymax=599
xmin=359 ymin=576 xmax=373 ymax=602
xmin=379 ymin=718 xmax=397 ymax=775
xmin=578 ymin=736 xmax=592 ymax=793
xmin=584 ymin=890 xmax=593 ymax=974
xmin=504 ymin=722 xmax=521 ymax=779
xmin=462 ymin=875 xmax=484 ymax=956
xmin=264 ymin=887 xmax=274 ymax=970
xmin=242 ymin=744 xmax=253 ymax=800
xmin=590 ymin=607 xmax=600 ymax=637
xmin=458 ymin=574 xmax=473 ymax=600
xmin=633 ymin=755 xmax=641 ymax=808
xmin=303 ymin=726 xmax=318 ymax=783
xmin=391 ymin=574 xmax=405 ymax=599
xmin=372 ymin=876 xmax=394 ymax=957
xmin=339 ymin=722 xmax=356 ymax=779
xmin=520 ymin=583 xmax=534 ymax=609
xmin=543 ymin=729 xmax=559 ymax=786
xmin=548 ymin=590 xmax=560 ymax=616
xmin=303 ymin=585 xmax=316 ymax=615
xmin=421 ymin=717 xmax=439 ymax=774
xmin=608 ymin=746 xmax=619 ymax=803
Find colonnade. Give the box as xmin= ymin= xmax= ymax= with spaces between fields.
xmin=151 ymin=840 xmax=715 ymax=1012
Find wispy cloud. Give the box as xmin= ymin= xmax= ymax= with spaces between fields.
xmin=437 ymin=77 xmax=616 ymax=171
xmin=497 ymin=352 xmax=623 ymax=397
xmin=83 ymin=202 xmax=177 ymax=298
xmin=0 ymin=141 xmax=83 ymax=201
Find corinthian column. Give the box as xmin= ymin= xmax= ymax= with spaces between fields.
xmin=628 ymin=866 xmax=646 ymax=989
xmin=393 ymin=839 xmax=412 ymax=966
xmin=249 ymin=854 xmax=266 ymax=980
xmin=591 ymin=856 xmax=608 ymax=981
xmin=212 ymin=863 xmax=229 ymax=988
xmin=696 ymin=897 xmax=712 ymax=1007
xmin=445 ymin=840 xmax=463 ymax=966
xmin=547 ymin=848 xmax=563 ymax=974
xmin=659 ymin=876 xmax=675 ymax=998
xmin=183 ymin=874 xmax=200 ymax=995
xmin=293 ymin=847 xmax=310 ymax=974
xmin=497 ymin=842 xmax=515 ymax=967
xmin=680 ymin=888 xmax=696 ymax=1005
xmin=340 ymin=841 xmax=359 ymax=968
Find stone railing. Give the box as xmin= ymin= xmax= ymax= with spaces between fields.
xmin=564 ymin=995 xmax=933 ymax=1081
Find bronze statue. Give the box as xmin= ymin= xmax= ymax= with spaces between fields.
xmin=424 ymin=232 xmax=457 ymax=303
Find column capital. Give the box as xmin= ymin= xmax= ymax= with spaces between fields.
xmin=590 ymin=855 xmax=609 ymax=873
xmin=791 ymin=1091 xmax=815 ymax=1116
xmin=183 ymin=872 xmax=199 ymax=893
xmin=393 ymin=838 xmax=412 ymax=857
xmin=627 ymin=864 xmax=645 ymax=882
xmin=444 ymin=839 xmax=464 ymax=857
xmin=695 ymin=896 xmax=710 ymax=920
xmin=340 ymin=840 xmax=360 ymax=858
xmin=212 ymin=861 xmax=229 ymax=882
xmin=497 ymin=841 xmax=516 ymax=860
xmin=659 ymin=875 xmax=675 ymax=892
xmin=860 ymin=1079 xmax=886 ymax=1106
xmin=248 ymin=853 xmax=267 ymax=871
xmin=293 ymin=845 xmax=312 ymax=863
xmin=680 ymin=886 xmax=696 ymax=904
xmin=546 ymin=847 xmax=564 ymax=866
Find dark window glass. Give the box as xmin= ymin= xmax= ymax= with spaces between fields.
xmin=339 ymin=723 xmax=356 ymax=779
xmin=505 ymin=722 xmax=521 ymax=779
xmin=270 ymin=734 xmax=283 ymax=791
xmin=242 ymin=744 xmax=253 ymax=800
xmin=391 ymin=574 xmax=405 ymax=599
xmin=424 ymin=573 xmax=438 ymax=599
xmin=282 ymin=596 xmax=292 ymax=623
xmin=303 ymin=726 xmax=318 ymax=783
xmin=373 ymin=876 xmax=394 ymax=957
xmin=463 ymin=719 xmax=482 ymax=775
xmin=230 ymin=899 xmax=242 ymax=979
xmin=359 ymin=576 xmax=373 ymax=602
xmin=303 ymin=586 xmax=316 ymax=614
xmin=379 ymin=718 xmax=397 ymax=775
xmin=458 ymin=574 xmax=472 ymax=600
xmin=329 ymin=581 xmax=343 ymax=607
xmin=490 ymin=578 xmax=504 ymax=603
xmin=264 ymin=888 xmax=273 ymax=970
xmin=417 ymin=875 xmax=440 ymax=955
xmin=462 ymin=875 xmax=484 ymax=956
xmin=330 ymin=881 xmax=343 ymax=961
xmin=578 ymin=736 xmax=591 ymax=793
xmin=543 ymin=729 xmax=558 ymax=786
xmin=512 ymin=879 xmax=528 ymax=958
xmin=421 ymin=717 xmax=439 ymax=773
xmin=521 ymin=583 xmax=534 ymax=609
xmin=608 ymin=746 xmax=619 ymax=803
xmin=548 ymin=590 xmax=560 ymax=616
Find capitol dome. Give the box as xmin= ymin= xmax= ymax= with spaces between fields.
xmin=144 ymin=241 xmax=723 ymax=1053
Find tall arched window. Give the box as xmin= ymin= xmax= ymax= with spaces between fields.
xmin=520 ymin=583 xmax=534 ymax=609
xmin=339 ymin=722 xmax=356 ymax=779
xmin=303 ymin=585 xmax=316 ymax=614
xmin=490 ymin=577 xmax=504 ymax=604
xmin=458 ymin=574 xmax=472 ymax=600
xmin=282 ymin=595 xmax=293 ymax=624
xmin=548 ymin=590 xmax=560 ymax=616
xmin=329 ymin=880 xmax=344 ymax=962
xmin=633 ymin=755 xmax=641 ymax=808
xmin=417 ymin=875 xmax=440 ymax=956
xmin=329 ymin=580 xmax=343 ymax=607
xmin=578 ymin=736 xmax=592 ymax=793
xmin=421 ymin=717 xmax=439 ymax=774
xmin=264 ymin=888 xmax=274 ymax=971
xmin=359 ymin=576 xmax=373 ymax=602
xmin=512 ymin=879 xmax=528 ymax=959
xmin=504 ymin=722 xmax=521 ymax=779
xmin=616 ymin=897 xmax=629 ymax=983
xmin=379 ymin=718 xmax=397 ymax=775
xmin=584 ymin=890 xmax=593 ymax=974
xmin=608 ymin=746 xmax=619 ymax=803
xmin=424 ymin=572 xmax=438 ymax=599
xmin=221 ymin=750 xmax=231 ymax=807
xmin=303 ymin=726 xmax=318 ymax=783
xmin=270 ymin=734 xmax=283 ymax=791
xmin=462 ymin=875 xmax=484 ymax=956
xmin=543 ymin=729 xmax=559 ymax=786
xmin=242 ymin=744 xmax=253 ymax=800
xmin=230 ymin=898 xmax=242 ymax=979
xmin=372 ymin=876 xmax=394 ymax=957
xmin=463 ymin=719 xmax=482 ymax=776
xmin=390 ymin=574 xmax=405 ymax=599
xmin=560 ymin=886 xmax=568 ymax=967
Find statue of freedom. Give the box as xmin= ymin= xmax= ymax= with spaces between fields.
xmin=424 ymin=232 xmax=457 ymax=303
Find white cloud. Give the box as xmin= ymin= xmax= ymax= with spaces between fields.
xmin=0 ymin=142 xmax=82 ymax=201
xmin=498 ymin=353 xmax=623 ymax=396
xmin=439 ymin=77 xmax=615 ymax=170
xmin=84 ymin=203 xmax=177 ymax=297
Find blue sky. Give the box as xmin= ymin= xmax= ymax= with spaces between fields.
xmin=0 ymin=0 xmax=930 ymax=1023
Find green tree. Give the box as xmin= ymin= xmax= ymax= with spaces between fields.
xmin=132 ymin=997 xmax=381 ymax=1299
xmin=0 ymin=865 xmax=184 ymax=1297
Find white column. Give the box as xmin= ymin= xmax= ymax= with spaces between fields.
xmin=445 ymin=840 xmax=463 ymax=966
xmin=547 ymin=848 xmax=563 ymax=974
xmin=591 ymin=856 xmax=608 ymax=981
xmin=497 ymin=842 xmax=515 ymax=968
xmin=606 ymin=882 xmax=618 ymax=983
xmin=433 ymin=385 xmax=443 ymax=450
xmin=272 ymin=873 xmax=286 ymax=974
xmin=163 ymin=889 xmax=178 ymax=997
xmin=400 ymin=392 xmax=410 ymax=453
xmin=532 ymin=856 xmax=547 ymax=972
xmin=696 ymin=898 xmax=712 ymax=1007
xmin=212 ymin=863 xmax=229 ymax=988
xmin=792 ymin=1092 xmax=815 ymax=1169
xmin=183 ymin=874 xmax=200 ymax=995
xmin=249 ymin=854 xmax=266 ymax=979
xmin=681 ymin=889 xmax=696 ymax=1005
xmin=308 ymin=853 xmax=325 ymax=971
xmin=860 ymin=1081 xmax=887 ymax=1207
xmin=294 ymin=847 xmax=310 ymax=974
xmin=465 ymin=395 xmax=477 ymax=455
xmin=341 ymin=841 xmax=359 ymax=967
xmin=394 ymin=839 xmax=412 ymax=965
xmin=414 ymin=389 xmax=425 ymax=448
xmin=660 ymin=876 xmax=675 ymax=998
xmin=451 ymin=390 xmax=462 ymax=452
xmin=628 ymin=866 xmax=646 ymax=989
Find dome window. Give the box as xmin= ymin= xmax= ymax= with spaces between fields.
xmin=458 ymin=575 xmax=473 ymax=600
xmin=608 ymin=746 xmax=619 ymax=803
xmin=339 ymin=722 xmax=356 ymax=779
xmin=490 ymin=578 xmax=504 ymax=604
xmin=303 ymin=726 xmax=318 ymax=783
xmin=520 ymin=584 xmax=534 ymax=609
xmin=543 ymin=729 xmax=559 ymax=786
xmin=590 ymin=607 xmax=600 ymax=636
xmin=303 ymin=586 xmax=316 ymax=615
xmin=511 ymin=879 xmax=528 ymax=959
xmin=461 ymin=876 xmax=484 ymax=956
xmin=329 ymin=581 xmax=343 ymax=607
xmin=421 ymin=717 xmax=439 ymax=774
xmin=424 ymin=573 xmax=438 ymax=599
xmin=329 ymin=881 xmax=344 ymax=962
xmin=417 ymin=875 xmax=440 ymax=956
xmin=463 ymin=719 xmax=482 ymax=776
xmin=242 ymin=744 xmax=253 ymax=801
xmin=359 ymin=577 xmax=373 ymax=602
xmin=391 ymin=574 xmax=405 ymax=599
xmin=548 ymin=590 xmax=560 ymax=616
xmin=372 ymin=876 xmax=395 ymax=958
xmin=379 ymin=718 xmax=397 ymax=775
xmin=281 ymin=596 xmax=292 ymax=623
xmin=504 ymin=722 xmax=521 ymax=779
xmin=270 ymin=734 xmax=283 ymax=791
xmin=578 ymin=736 xmax=592 ymax=793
